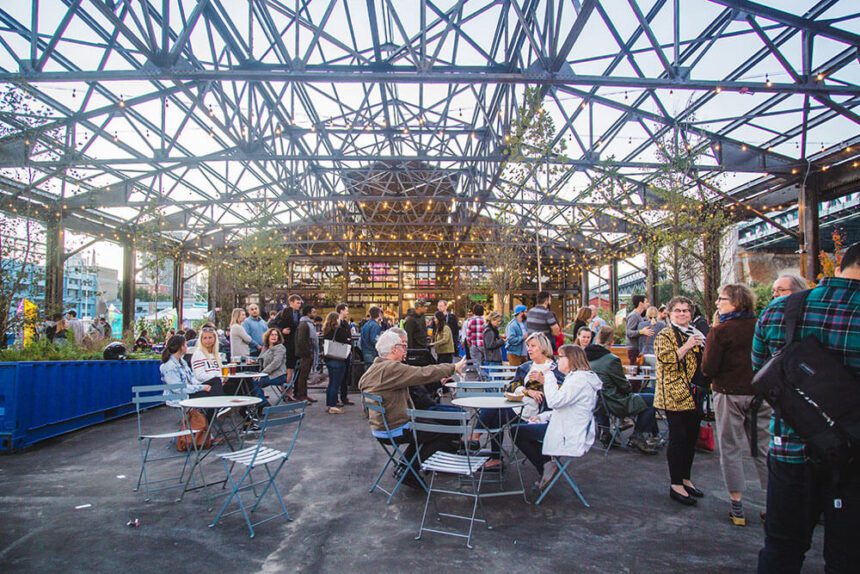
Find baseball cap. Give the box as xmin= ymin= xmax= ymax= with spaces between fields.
xmin=514 ymin=304 xmax=527 ymax=314
xmin=415 ymin=300 xmax=429 ymax=308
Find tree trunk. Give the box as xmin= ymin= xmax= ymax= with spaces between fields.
xmin=701 ymin=230 xmax=722 ymax=319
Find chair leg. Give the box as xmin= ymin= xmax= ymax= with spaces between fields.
xmin=415 ymin=471 xmax=436 ymax=541
xmin=250 ymin=459 xmax=286 ymax=513
xmin=135 ymin=438 xmax=151 ymax=494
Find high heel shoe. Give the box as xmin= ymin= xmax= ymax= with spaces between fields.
xmin=683 ymin=484 xmax=704 ymax=498
xmin=669 ymin=488 xmax=697 ymax=506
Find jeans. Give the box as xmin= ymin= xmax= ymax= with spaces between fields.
xmin=252 ymin=373 xmax=284 ymax=406
xmin=513 ymin=422 xmax=550 ymax=475
xmin=189 ymin=377 xmax=224 ymax=421
xmin=758 ymin=455 xmax=860 ymax=573
xmin=325 ymin=359 xmax=347 ymax=407
xmin=666 ymin=409 xmax=701 ymax=485
xmin=469 ymin=345 xmax=484 ymax=369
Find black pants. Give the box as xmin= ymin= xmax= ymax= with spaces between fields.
xmin=666 ymin=409 xmax=700 ymax=485
xmin=758 ymin=455 xmax=860 ymax=573
xmin=189 ymin=377 xmax=224 ymax=420
xmin=292 ymin=357 xmax=312 ymax=399
xmin=437 ymin=352 xmax=454 ymax=364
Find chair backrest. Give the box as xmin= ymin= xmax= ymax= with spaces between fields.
xmin=131 ymin=383 xmax=187 ymax=436
xmin=456 ymin=381 xmax=505 ymax=398
xmin=361 ymin=391 xmax=397 ymax=434
xmin=407 ymin=408 xmax=470 ymax=436
xmin=482 ymin=364 xmax=518 ymax=383
xmin=253 ymin=401 xmax=307 ymax=461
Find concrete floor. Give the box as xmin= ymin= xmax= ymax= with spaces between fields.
xmin=1 ymin=386 xmax=824 ymax=573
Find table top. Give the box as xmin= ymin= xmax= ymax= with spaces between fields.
xmin=226 ymin=372 xmax=265 ymax=378
xmin=452 ymin=396 xmax=525 ymax=410
xmin=179 ymin=396 xmax=262 ymax=409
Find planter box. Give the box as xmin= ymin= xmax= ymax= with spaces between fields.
xmin=0 ymin=360 xmax=161 ymax=453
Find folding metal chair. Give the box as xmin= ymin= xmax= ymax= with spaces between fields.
xmin=534 ymin=422 xmax=592 ymax=507
xmin=481 ymin=364 xmax=518 ymax=383
xmin=361 ymin=392 xmax=428 ymax=504
xmin=131 ymin=383 xmax=196 ymax=501
xmin=594 ymin=391 xmax=624 ymax=457
xmin=271 ymin=377 xmax=296 ymax=406
xmin=409 ymin=408 xmax=490 ymax=549
xmin=208 ymin=401 xmax=307 ymax=538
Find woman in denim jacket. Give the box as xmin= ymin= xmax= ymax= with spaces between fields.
xmin=161 ymin=335 xmax=210 ymax=407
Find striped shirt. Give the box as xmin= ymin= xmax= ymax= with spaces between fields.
xmin=465 ymin=316 xmax=486 ymax=348
xmin=751 ymin=276 xmax=860 ymax=463
xmin=526 ymin=305 xmax=558 ymax=338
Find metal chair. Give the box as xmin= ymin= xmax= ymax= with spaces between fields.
xmin=208 ymin=401 xmax=307 ymax=538
xmin=409 ymin=408 xmax=490 ymax=549
xmin=594 ymin=391 xmax=624 ymax=457
xmin=534 ymin=422 xmax=592 ymax=507
xmin=361 ymin=392 xmax=428 ymax=504
xmin=455 ymin=381 xmax=506 ymax=397
xmin=131 ymin=383 xmax=196 ymax=501
xmin=481 ymin=364 xmax=518 ymax=383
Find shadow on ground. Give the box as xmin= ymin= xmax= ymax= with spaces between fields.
xmin=0 ymin=387 xmax=824 ymax=573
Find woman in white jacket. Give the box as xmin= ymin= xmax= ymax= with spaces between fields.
xmin=514 ymin=344 xmax=602 ymax=488
xmin=190 ymin=328 xmax=225 ymax=396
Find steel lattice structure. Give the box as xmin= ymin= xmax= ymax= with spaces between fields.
xmin=0 ymin=0 xmax=858 ymax=269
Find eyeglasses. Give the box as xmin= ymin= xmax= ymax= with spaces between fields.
xmin=715 ymin=296 xmax=730 ymax=302
xmin=772 ymin=287 xmax=791 ymax=295
xmin=671 ymin=308 xmax=691 ymax=314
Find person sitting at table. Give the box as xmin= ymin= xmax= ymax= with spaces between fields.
xmin=586 ymin=326 xmax=659 ymax=455
xmin=574 ymin=326 xmax=593 ymax=348
xmin=515 ymin=344 xmax=602 ymax=488
xmin=359 ymin=330 xmax=467 ymax=488
xmin=477 ymin=332 xmax=563 ymax=465
xmin=161 ymin=334 xmax=212 ymax=406
xmin=190 ymin=328 xmax=225 ymax=400
xmin=254 ymin=327 xmax=287 ymax=409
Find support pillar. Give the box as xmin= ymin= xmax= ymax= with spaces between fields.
xmin=172 ymin=258 xmax=185 ymax=327
xmin=580 ymin=268 xmax=589 ymax=307
xmin=799 ymin=181 xmax=821 ymax=282
xmin=44 ymin=212 xmax=64 ymax=314
xmin=121 ymin=240 xmax=135 ymax=336
xmin=207 ymin=265 xmax=217 ymax=312
xmin=608 ymin=260 xmax=619 ymax=314
xmin=645 ymin=252 xmax=659 ymax=305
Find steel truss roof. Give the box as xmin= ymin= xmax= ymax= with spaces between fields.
xmin=0 ymin=0 xmax=858 ymax=267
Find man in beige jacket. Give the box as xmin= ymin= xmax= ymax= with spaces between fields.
xmin=359 ymin=328 xmax=466 ymax=487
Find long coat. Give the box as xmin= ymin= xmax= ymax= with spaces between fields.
xmin=586 ymin=345 xmax=648 ymax=417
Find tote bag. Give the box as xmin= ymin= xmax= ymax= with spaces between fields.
xmin=323 ymin=339 xmax=351 ymax=361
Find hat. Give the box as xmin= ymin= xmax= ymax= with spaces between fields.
xmin=514 ymin=304 xmax=528 ymax=314
xmin=415 ymin=300 xmax=429 ymax=308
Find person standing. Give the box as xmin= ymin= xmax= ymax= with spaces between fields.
xmin=526 ymin=291 xmax=562 ymax=351
xmin=270 ymin=294 xmax=303 ymax=390
xmin=482 ymin=311 xmax=506 ymax=369
xmin=432 ymin=310 xmax=455 ymax=363
xmin=701 ymin=283 xmax=769 ymax=527
xmin=65 ymin=310 xmax=85 ymax=344
xmin=464 ymin=304 xmax=486 ymax=369
xmin=626 ymin=294 xmax=652 ymax=365
xmin=360 ymin=306 xmax=383 ymax=366
xmin=770 ymin=274 xmax=808 ymax=299
xmin=404 ymin=300 xmax=430 ymax=349
xmin=335 ymin=303 xmax=355 ymax=407
xmin=654 ymin=296 xmax=706 ymax=506
xmin=292 ymin=304 xmax=319 ymax=403
xmin=229 ymin=308 xmax=256 ymax=361
xmin=505 ymin=305 xmax=529 ymax=366
xmin=437 ymin=299 xmax=459 ymax=355
xmin=589 ymin=305 xmax=608 ymax=333
xmin=322 ymin=310 xmax=350 ymax=414
xmin=242 ymin=303 xmax=267 ymax=357
xmin=753 ymin=243 xmax=860 ymax=573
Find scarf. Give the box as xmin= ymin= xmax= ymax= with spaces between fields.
xmin=670 ymin=320 xmax=706 ymax=341
xmin=718 ymin=311 xmax=756 ymax=323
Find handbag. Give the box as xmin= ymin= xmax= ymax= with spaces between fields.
xmin=176 ymin=408 xmax=211 ymax=452
xmin=323 ymin=339 xmax=351 ymax=361
xmin=696 ymin=422 xmax=715 ymax=452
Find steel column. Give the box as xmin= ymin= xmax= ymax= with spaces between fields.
xmin=172 ymin=258 xmax=185 ymax=327
xmin=580 ymin=269 xmax=589 ymax=307
xmin=121 ymin=240 xmax=135 ymax=336
xmin=798 ymin=181 xmax=821 ymax=282
xmin=608 ymin=260 xmax=619 ymax=314
xmin=44 ymin=212 xmax=64 ymax=314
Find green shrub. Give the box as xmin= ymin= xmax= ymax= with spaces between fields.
xmin=0 ymin=339 xmax=158 ymax=362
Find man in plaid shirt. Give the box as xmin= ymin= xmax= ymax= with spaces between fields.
xmin=464 ymin=304 xmax=486 ymax=369
xmin=752 ymin=241 xmax=860 ymax=573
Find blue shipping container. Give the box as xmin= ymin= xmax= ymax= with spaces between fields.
xmin=0 ymin=360 xmax=161 ymax=453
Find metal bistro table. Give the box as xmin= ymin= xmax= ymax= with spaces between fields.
xmin=451 ymin=396 xmax=528 ymax=502
xmin=178 ymin=395 xmax=262 ymax=500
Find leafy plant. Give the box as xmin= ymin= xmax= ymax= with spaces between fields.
xmin=818 ymin=228 xmax=847 ymax=279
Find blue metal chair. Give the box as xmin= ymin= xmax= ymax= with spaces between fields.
xmin=362 ymin=392 xmax=428 ymax=504
xmin=409 ymin=408 xmax=490 ymax=549
xmin=131 ymin=383 xmax=196 ymax=501
xmin=534 ymin=422 xmax=592 ymax=507
xmin=481 ymin=364 xmax=518 ymax=383
xmin=208 ymin=401 xmax=307 ymax=538
xmin=594 ymin=391 xmax=624 ymax=457
xmin=455 ymin=381 xmax=506 ymax=397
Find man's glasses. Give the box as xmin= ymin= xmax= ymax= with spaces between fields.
xmin=715 ymin=296 xmax=730 ymax=302
xmin=772 ymin=287 xmax=791 ymax=295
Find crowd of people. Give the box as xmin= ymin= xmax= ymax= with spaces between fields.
xmin=153 ymin=241 xmax=860 ymax=571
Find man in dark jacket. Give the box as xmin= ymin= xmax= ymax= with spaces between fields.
xmin=291 ymin=304 xmax=318 ymax=403
xmin=404 ymin=300 xmax=429 ymax=349
xmin=270 ymin=294 xmax=303 ymax=387
xmin=587 ymin=326 xmax=658 ymax=454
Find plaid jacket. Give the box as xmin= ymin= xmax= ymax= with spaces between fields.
xmin=751 ymin=277 xmax=860 ymax=463
xmin=464 ymin=316 xmax=486 ymax=348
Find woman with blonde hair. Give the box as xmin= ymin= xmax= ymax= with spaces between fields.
xmin=229 ymin=307 xmax=256 ymax=361
xmin=189 ymin=327 xmax=225 ymax=415
xmin=515 ymin=344 xmax=603 ymax=488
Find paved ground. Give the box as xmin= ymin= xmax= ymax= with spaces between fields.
xmin=0 ymin=386 xmax=824 ymax=573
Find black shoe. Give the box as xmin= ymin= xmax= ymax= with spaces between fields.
xmin=600 ymin=431 xmax=622 ymax=448
xmin=670 ymin=488 xmax=697 ymax=506
xmin=683 ymin=484 xmax=705 ymax=498
xmin=628 ymin=435 xmax=658 ymax=455
xmin=341 ymin=399 xmax=355 ymax=406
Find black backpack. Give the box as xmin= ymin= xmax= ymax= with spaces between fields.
xmin=751 ymin=290 xmax=860 ymax=466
